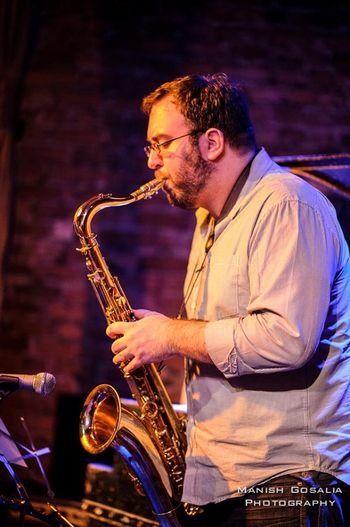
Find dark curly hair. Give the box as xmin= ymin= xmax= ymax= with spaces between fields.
xmin=142 ymin=73 xmax=256 ymax=152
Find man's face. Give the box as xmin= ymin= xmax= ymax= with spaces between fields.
xmin=146 ymin=96 xmax=214 ymax=209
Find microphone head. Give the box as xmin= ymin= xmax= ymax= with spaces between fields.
xmin=33 ymin=373 xmax=56 ymax=396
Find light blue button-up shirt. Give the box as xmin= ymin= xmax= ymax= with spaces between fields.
xmin=183 ymin=148 xmax=350 ymax=505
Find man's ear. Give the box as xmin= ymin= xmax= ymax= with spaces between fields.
xmin=200 ymin=128 xmax=225 ymax=161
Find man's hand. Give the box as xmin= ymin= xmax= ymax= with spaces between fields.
xmin=106 ymin=309 xmax=210 ymax=374
xmin=106 ymin=309 xmax=177 ymax=374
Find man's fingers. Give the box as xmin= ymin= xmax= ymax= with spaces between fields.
xmin=112 ymin=349 xmax=133 ymax=364
xmin=116 ymin=355 xmax=140 ymax=374
xmin=111 ymin=337 xmax=127 ymax=355
xmin=106 ymin=321 xmax=130 ymax=338
xmin=133 ymin=309 xmax=160 ymax=319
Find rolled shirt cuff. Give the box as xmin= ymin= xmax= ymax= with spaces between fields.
xmin=205 ymin=318 xmax=239 ymax=377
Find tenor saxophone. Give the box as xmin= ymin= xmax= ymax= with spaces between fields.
xmin=74 ymin=179 xmax=192 ymax=527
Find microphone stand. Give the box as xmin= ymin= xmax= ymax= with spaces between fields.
xmin=0 ymin=404 xmax=75 ymax=525
xmin=0 ymin=380 xmax=16 ymax=402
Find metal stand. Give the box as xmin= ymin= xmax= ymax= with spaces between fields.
xmin=0 ymin=416 xmax=76 ymax=526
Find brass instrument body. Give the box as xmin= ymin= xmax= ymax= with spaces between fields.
xmin=75 ymin=180 xmax=189 ymax=527
xmin=80 ymin=384 xmax=183 ymax=526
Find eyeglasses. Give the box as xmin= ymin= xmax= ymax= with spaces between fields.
xmin=144 ymin=129 xmax=205 ymax=158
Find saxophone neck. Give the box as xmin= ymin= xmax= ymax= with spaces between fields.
xmin=74 ymin=179 xmax=163 ymax=239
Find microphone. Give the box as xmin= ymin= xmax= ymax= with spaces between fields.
xmin=0 ymin=373 xmax=56 ymax=396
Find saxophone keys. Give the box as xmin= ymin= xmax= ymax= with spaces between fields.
xmin=141 ymin=400 xmax=159 ymax=419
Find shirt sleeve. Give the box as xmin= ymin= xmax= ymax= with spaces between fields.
xmin=205 ymin=198 xmax=339 ymax=377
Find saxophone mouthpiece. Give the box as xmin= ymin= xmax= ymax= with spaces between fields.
xmin=131 ymin=179 xmax=163 ymax=201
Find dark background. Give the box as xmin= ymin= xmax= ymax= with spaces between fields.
xmin=0 ymin=0 xmax=349 ymax=503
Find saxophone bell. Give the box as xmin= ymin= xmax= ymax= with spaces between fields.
xmin=79 ymin=383 xmax=121 ymax=454
xmin=80 ymin=384 xmax=185 ymax=527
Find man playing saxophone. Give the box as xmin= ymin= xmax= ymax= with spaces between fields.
xmin=106 ymin=73 xmax=350 ymax=526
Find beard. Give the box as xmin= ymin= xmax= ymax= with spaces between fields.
xmin=164 ymin=147 xmax=214 ymax=209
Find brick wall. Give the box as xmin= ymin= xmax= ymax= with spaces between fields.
xmin=0 ymin=0 xmax=349 ymax=498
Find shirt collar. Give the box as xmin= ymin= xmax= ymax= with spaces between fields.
xmin=195 ymin=147 xmax=287 ymax=232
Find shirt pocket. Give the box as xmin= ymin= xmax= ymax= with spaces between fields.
xmin=205 ymin=253 xmax=240 ymax=319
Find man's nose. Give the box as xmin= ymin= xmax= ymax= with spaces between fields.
xmin=147 ymin=148 xmax=163 ymax=170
